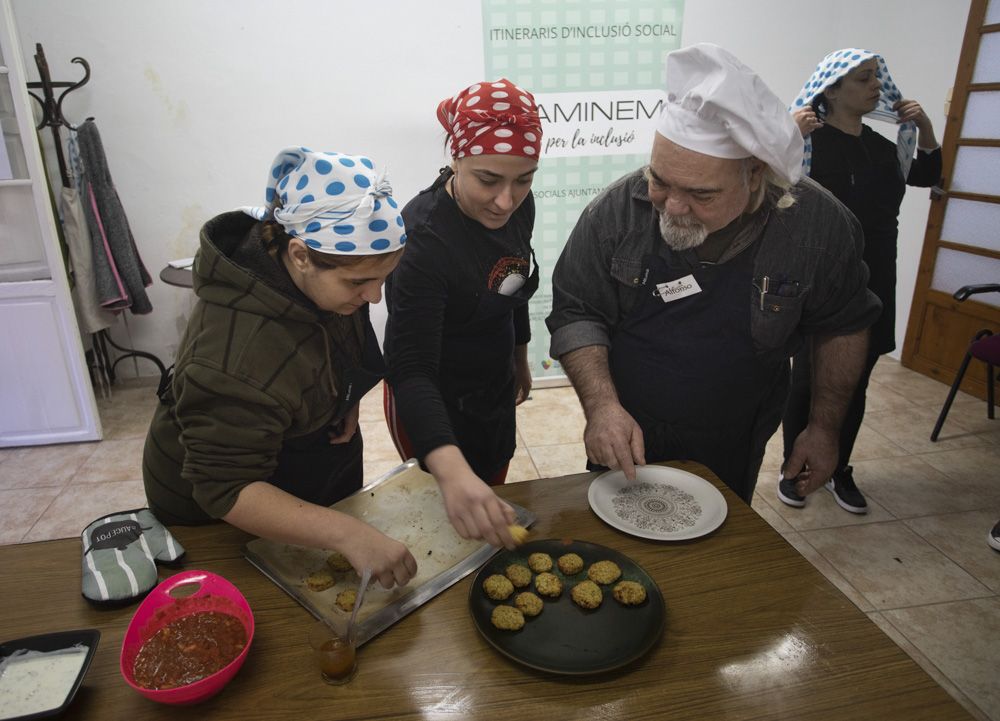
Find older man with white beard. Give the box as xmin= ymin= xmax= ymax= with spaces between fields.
xmin=545 ymin=44 xmax=881 ymax=503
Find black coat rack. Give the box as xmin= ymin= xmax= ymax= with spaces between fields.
xmin=25 ymin=43 xmax=168 ymax=392
xmin=25 ymin=43 xmax=89 ymax=188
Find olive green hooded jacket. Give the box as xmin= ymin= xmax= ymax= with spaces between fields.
xmin=142 ymin=211 xmax=364 ymax=524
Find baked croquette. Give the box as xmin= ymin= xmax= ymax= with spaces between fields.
xmin=305 ymin=569 xmax=335 ymax=592
xmin=505 ymin=563 xmax=532 ymax=588
xmin=483 ymin=574 xmax=515 ymax=601
xmin=587 ymin=560 xmax=623 ymax=585
xmin=325 ymin=551 xmax=353 ymax=572
xmin=571 ymin=580 xmax=603 ymax=609
xmin=527 ymin=552 xmax=553 ymax=573
xmin=534 ymin=572 xmax=563 ymax=598
xmin=557 ymin=552 xmax=584 ymax=575
xmin=612 ymin=580 xmax=647 ymax=606
xmin=514 ymin=591 xmax=544 ymax=617
xmin=335 ymin=589 xmax=357 ymax=612
xmin=491 ymin=605 xmax=525 ymax=631
xmin=508 ymin=524 xmax=530 ymax=545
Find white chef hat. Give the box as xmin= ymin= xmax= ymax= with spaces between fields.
xmin=656 ymin=43 xmax=803 ymax=184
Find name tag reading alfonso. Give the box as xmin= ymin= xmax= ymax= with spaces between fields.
xmin=654 ymin=274 xmax=702 ymax=303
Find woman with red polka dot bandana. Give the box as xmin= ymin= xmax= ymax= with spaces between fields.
xmin=383 ymin=79 xmax=542 ymax=550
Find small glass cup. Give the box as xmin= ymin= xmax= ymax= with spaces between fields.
xmin=308 ymin=619 xmax=357 ymax=685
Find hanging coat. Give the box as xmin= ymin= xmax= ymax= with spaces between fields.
xmin=76 ymin=119 xmax=153 ymax=314
xmin=60 ymin=186 xmax=117 ymax=334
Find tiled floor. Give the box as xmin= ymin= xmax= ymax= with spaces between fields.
xmin=1 ymin=357 xmax=998 ymax=719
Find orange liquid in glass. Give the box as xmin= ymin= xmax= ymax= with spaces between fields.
xmin=318 ymin=637 xmax=356 ymax=681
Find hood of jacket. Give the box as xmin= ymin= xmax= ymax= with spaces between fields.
xmin=190 ymin=210 xmax=366 ymax=393
xmin=194 ymin=210 xmax=320 ymax=324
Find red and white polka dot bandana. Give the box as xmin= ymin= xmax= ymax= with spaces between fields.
xmin=436 ymin=78 xmax=542 ymax=159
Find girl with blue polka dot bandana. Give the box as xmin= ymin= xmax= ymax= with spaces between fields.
xmin=778 ymin=51 xmax=941 ymax=516
xmin=790 ymin=49 xmax=933 ymax=178
xmin=382 ymin=79 xmax=543 ymax=551
xmin=143 ymin=147 xmax=420 ymax=591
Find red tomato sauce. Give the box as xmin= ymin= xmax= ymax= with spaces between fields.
xmin=132 ymin=611 xmax=246 ymax=690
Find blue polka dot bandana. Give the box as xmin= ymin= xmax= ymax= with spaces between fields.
xmin=241 ymin=147 xmax=407 ymax=255
xmin=792 ymin=49 xmax=916 ymax=178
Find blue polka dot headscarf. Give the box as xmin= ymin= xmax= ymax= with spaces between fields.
xmin=241 ymin=147 xmax=406 ymax=255
xmin=792 ymin=49 xmax=916 ymax=178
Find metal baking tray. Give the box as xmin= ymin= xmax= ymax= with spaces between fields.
xmin=244 ymin=460 xmax=534 ymax=646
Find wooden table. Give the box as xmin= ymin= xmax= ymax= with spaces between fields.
xmin=0 ymin=463 xmax=973 ymax=720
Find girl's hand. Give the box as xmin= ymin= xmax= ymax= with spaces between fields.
xmin=792 ymin=107 xmax=823 ymax=138
xmin=328 ymin=404 xmax=360 ymax=444
xmin=893 ymin=99 xmax=937 ymax=147
xmin=426 ymin=445 xmax=517 ymax=549
xmin=514 ymin=345 xmax=532 ymax=405
xmin=893 ymin=99 xmax=931 ymax=131
xmin=438 ymin=469 xmax=518 ymax=549
xmin=340 ymin=523 xmax=418 ymax=589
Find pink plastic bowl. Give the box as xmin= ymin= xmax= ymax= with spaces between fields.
xmin=120 ymin=570 xmax=254 ymax=705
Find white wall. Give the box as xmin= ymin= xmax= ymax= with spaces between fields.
xmin=9 ymin=0 xmax=970 ymax=374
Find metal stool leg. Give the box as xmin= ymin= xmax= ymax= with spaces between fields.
xmin=931 ymin=349 xmax=975 ymax=441
xmin=988 ymin=363 xmax=995 ymax=420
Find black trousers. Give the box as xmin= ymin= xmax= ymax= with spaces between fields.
xmin=782 ymin=346 xmax=881 ymax=471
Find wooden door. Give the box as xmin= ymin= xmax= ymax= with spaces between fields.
xmin=902 ymin=0 xmax=1000 ymax=399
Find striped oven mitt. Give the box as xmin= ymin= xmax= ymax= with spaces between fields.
xmin=81 ymin=508 xmax=185 ymax=604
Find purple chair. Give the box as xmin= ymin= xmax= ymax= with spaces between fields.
xmin=931 ymin=283 xmax=1000 ymax=442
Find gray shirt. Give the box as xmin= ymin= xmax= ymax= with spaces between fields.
xmin=546 ymin=169 xmax=881 ymax=360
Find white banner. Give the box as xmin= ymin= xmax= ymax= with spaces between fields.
xmin=535 ymin=89 xmax=666 ymax=158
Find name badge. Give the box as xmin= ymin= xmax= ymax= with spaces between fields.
xmin=654 ymin=274 xmax=702 ymax=303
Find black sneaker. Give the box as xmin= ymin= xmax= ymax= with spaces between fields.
xmin=825 ymin=466 xmax=868 ymax=514
xmin=777 ymin=474 xmax=806 ymax=508
xmin=989 ymin=520 xmax=1000 ymax=552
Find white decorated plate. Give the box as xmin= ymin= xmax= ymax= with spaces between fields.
xmin=588 ymin=466 xmax=727 ymax=541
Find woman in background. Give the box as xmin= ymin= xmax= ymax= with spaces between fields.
xmin=779 ymin=50 xmax=941 ymax=514
xmin=383 ymin=79 xmax=542 ymax=550
xmin=143 ymin=147 xmax=417 ymax=589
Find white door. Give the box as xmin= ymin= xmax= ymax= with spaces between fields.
xmin=0 ymin=0 xmax=100 ymax=446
